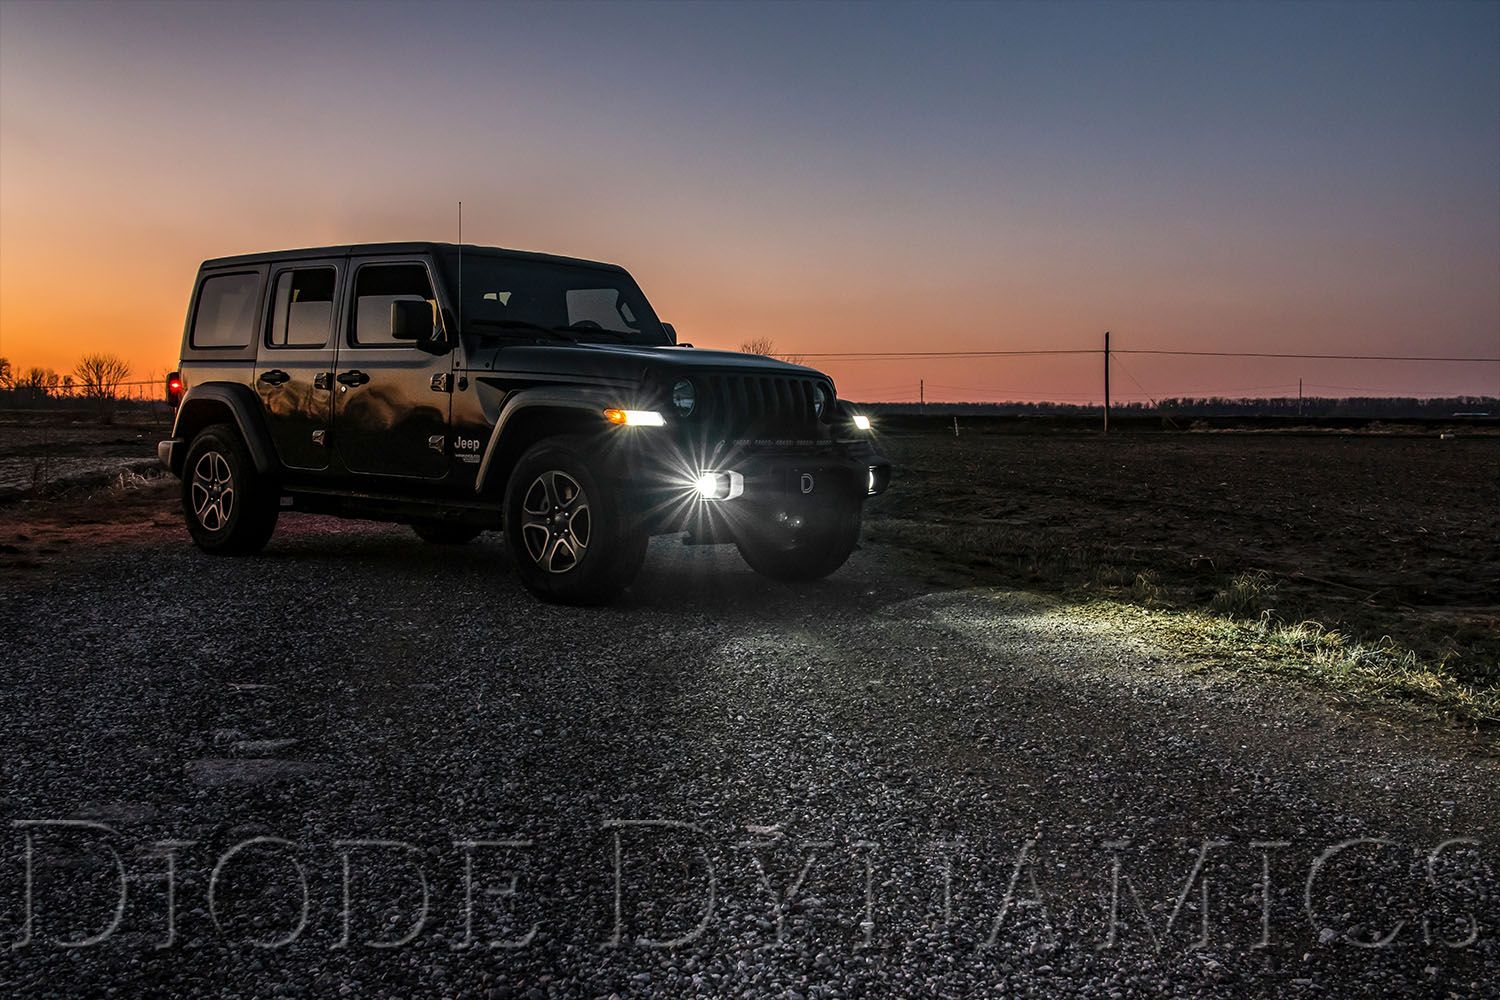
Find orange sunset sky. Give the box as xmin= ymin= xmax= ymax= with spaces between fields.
xmin=1 ymin=2 xmax=1496 ymax=403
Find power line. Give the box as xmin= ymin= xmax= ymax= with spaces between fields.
xmin=803 ymin=347 xmax=1498 ymax=362
xmin=923 ymin=380 xmax=1306 ymax=396
xmin=1112 ymin=349 xmax=1499 ymax=363
xmin=1302 ymin=381 xmax=1499 ymax=393
xmin=799 ymin=349 xmax=1098 ymax=359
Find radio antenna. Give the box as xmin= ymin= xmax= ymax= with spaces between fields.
xmin=457 ymin=201 xmax=463 ymax=336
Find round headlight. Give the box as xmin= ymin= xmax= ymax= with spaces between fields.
xmin=671 ymin=378 xmax=696 ymax=416
xmin=813 ymin=384 xmax=828 ymax=418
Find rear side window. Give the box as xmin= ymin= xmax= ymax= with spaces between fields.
xmin=352 ymin=263 xmax=436 ymax=346
xmin=268 ymin=268 xmax=336 ymax=348
xmin=191 ymin=272 xmax=260 ymax=348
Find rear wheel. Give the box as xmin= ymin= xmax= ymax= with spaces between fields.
xmin=736 ymin=500 xmax=862 ymax=582
xmin=412 ymin=521 xmax=483 ymax=545
xmin=181 ymin=423 xmax=278 ymax=555
xmin=504 ymin=436 xmax=647 ymax=605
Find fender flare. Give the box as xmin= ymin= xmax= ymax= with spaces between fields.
xmin=171 ymin=383 xmax=280 ymax=476
xmin=474 ymin=387 xmax=619 ymax=494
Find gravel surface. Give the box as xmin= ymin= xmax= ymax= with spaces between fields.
xmin=1 ymin=486 xmax=1495 ymax=998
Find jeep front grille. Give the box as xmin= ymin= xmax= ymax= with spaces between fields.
xmin=698 ymin=373 xmax=826 ymax=436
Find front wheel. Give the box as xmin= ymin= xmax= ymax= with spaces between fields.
xmin=735 ymin=500 xmax=862 ymax=582
xmin=181 ymin=423 xmax=278 ymax=555
xmin=503 ymin=436 xmax=647 ymax=605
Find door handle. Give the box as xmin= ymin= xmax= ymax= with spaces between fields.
xmin=258 ymin=369 xmax=291 ymax=386
xmin=336 ymin=370 xmax=370 ymax=387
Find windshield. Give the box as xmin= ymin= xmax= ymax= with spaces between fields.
xmin=454 ymin=254 xmax=668 ymax=346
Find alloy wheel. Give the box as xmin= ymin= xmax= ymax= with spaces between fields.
xmin=520 ymin=470 xmax=591 ymax=573
xmin=190 ymin=451 xmax=235 ymax=531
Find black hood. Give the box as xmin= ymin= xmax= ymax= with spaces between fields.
xmin=463 ymin=342 xmax=828 ymax=385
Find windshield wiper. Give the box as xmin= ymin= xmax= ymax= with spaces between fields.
xmin=553 ymin=323 xmax=632 ymax=342
xmin=467 ymin=318 xmax=579 ymax=343
xmin=469 ymin=318 xmax=640 ymax=344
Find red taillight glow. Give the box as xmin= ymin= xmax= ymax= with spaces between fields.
xmin=166 ymin=372 xmax=183 ymax=407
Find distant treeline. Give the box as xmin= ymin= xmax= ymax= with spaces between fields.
xmin=860 ymin=396 xmax=1497 ymax=419
xmin=0 ymin=353 xmax=157 ymax=421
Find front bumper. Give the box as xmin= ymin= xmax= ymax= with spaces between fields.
xmin=620 ymin=439 xmax=891 ymax=536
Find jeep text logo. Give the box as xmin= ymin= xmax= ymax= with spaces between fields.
xmin=455 ymin=437 xmax=482 ymax=452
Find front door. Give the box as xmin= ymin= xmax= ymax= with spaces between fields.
xmin=255 ymin=259 xmax=341 ymax=472
xmin=333 ymin=257 xmax=453 ymax=480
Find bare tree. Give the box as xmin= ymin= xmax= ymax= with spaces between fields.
xmin=0 ymin=357 xmax=13 ymax=391
xmin=19 ymin=367 xmax=58 ymax=401
xmin=74 ymin=352 xmax=132 ymax=421
xmin=738 ymin=337 xmax=805 ymax=365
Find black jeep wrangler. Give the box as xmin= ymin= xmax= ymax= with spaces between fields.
xmin=159 ymin=242 xmax=890 ymax=604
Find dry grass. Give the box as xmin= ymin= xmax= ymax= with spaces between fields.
xmin=1154 ymin=608 xmax=1499 ymax=722
xmin=1207 ymin=569 xmax=1278 ymax=617
xmin=867 ymin=428 xmax=1500 ymax=722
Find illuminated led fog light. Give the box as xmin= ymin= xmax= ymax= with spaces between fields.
xmin=693 ymin=471 xmax=744 ymax=501
xmin=852 ymin=414 xmax=872 ymax=431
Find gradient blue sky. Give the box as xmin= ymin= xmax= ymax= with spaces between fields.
xmin=2 ymin=0 xmax=1496 ymax=400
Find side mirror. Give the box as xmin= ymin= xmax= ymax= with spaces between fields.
xmin=391 ymin=299 xmax=448 ymax=353
xmin=390 ymin=299 xmax=435 ymax=341
xmin=662 ymin=322 xmax=677 ymax=345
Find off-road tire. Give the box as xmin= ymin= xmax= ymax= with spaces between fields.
xmin=736 ymin=500 xmax=861 ymax=582
xmin=181 ymin=423 xmax=279 ymax=555
xmin=504 ymin=436 xmax=647 ymax=605
xmin=412 ymin=521 xmax=484 ymax=545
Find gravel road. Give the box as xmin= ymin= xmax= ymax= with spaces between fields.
xmin=1 ymin=484 xmax=1495 ymax=998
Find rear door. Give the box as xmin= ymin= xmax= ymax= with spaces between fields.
xmin=332 ymin=256 xmax=453 ymax=480
xmin=255 ymin=259 xmax=342 ymax=471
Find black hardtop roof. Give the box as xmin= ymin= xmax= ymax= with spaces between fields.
xmin=201 ymin=242 xmax=627 ymax=273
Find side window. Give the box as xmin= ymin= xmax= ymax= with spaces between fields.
xmin=267 ymin=268 xmax=336 ymax=348
xmin=191 ymin=272 xmax=261 ymax=348
xmin=566 ymin=288 xmax=637 ymax=332
xmin=351 ymin=263 xmax=436 ymax=346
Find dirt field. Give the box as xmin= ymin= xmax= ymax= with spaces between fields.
xmin=869 ymin=426 xmax=1500 ymax=718
xmin=0 ymin=410 xmax=168 ymax=501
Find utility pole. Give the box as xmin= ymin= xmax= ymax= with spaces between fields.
xmin=1103 ymin=331 xmax=1111 ymax=435
xmin=1298 ymin=377 xmax=1303 ymax=417
xmin=919 ymin=379 xmax=925 ymax=412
